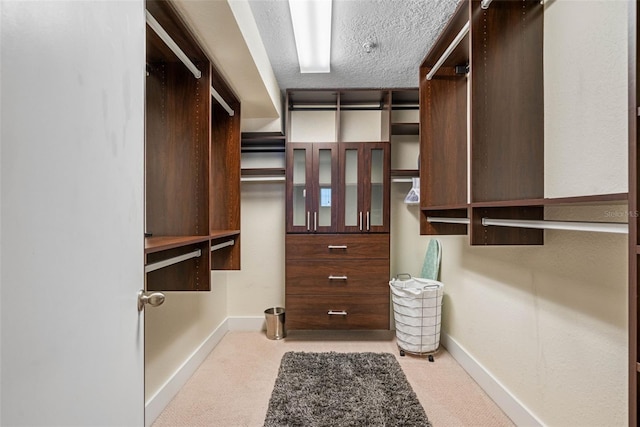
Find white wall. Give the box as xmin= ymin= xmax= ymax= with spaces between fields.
xmin=145 ymin=274 xmax=228 ymax=403
xmin=227 ymin=182 xmax=286 ymax=316
xmin=438 ymin=206 xmax=627 ymax=426
xmin=544 ymin=0 xmax=628 ymax=197
xmin=433 ymin=2 xmax=630 ymax=424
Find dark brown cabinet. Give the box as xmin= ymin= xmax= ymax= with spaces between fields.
xmin=144 ymin=0 xmax=241 ymax=292
xmin=285 ymin=234 xmax=390 ymax=330
xmin=339 ymin=143 xmax=390 ymax=234
xmin=286 ymin=143 xmax=339 ymax=233
xmin=285 ymin=89 xmax=391 ymax=330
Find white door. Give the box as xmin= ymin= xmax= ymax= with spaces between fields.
xmin=1 ymin=1 xmax=145 ymax=425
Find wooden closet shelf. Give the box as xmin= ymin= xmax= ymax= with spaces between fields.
xmin=470 ymin=193 xmax=628 ymax=208
xmin=422 ymin=204 xmax=468 ymax=211
xmin=391 ymin=169 xmax=419 ymax=177
xmin=210 ymin=230 xmax=240 ymax=239
xmin=145 ymin=235 xmax=211 ymax=254
xmin=391 ymin=123 xmax=419 ymax=135
xmin=241 ymin=168 xmax=286 ymax=177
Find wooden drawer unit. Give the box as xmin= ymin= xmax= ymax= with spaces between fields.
xmin=286 ymin=259 xmax=389 ymax=296
xmin=285 ymin=233 xmax=390 ymax=330
xmin=286 ymin=294 xmax=390 ymax=330
xmin=286 ymin=234 xmax=389 ymax=260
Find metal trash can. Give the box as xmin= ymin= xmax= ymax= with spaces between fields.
xmin=264 ymin=307 xmax=286 ymax=340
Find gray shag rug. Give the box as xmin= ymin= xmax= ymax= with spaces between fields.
xmin=263 ymin=351 xmax=432 ymax=427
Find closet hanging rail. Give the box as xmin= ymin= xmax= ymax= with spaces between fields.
xmin=240 ymin=176 xmax=286 ymax=183
xmin=481 ymin=218 xmax=628 ymax=234
xmin=145 ymin=249 xmax=202 ymax=273
xmin=145 ymin=10 xmax=202 ymax=79
xmin=426 ymin=21 xmax=470 ymax=81
xmin=211 ymin=240 xmax=234 ymax=252
xmin=211 ymin=86 xmax=235 ymax=116
xmin=481 ymin=0 xmax=494 ymax=9
xmin=427 ymin=217 xmax=470 ymax=225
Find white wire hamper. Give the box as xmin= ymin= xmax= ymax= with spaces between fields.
xmin=389 ymin=275 xmax=444 ymax=361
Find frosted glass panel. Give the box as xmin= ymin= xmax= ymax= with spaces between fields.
xmin=318 ymin=149 xmax=332 ymax=227
xmin=370 ymin=149 xmax=384 ymax=226
xmin=293 ymin=149 xmax=306 ymax=227
xmin=344 ymin=149 xmax=358 ymax=227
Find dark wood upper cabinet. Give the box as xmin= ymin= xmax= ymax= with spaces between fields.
xmin=286 ymin=89 xmax=391 ymax=234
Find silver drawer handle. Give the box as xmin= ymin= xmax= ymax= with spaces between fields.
xmin=328 ymin=275 xmax=348 ymax=280
xmin=328 ymin=310 xmax=348 ymax=316
xmin=328 ymin=245 xmax=347 ymax=249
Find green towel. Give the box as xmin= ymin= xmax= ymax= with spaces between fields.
xmin=420 ymin=239 xmax=441 ymax=280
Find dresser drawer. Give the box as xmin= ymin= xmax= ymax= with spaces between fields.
xmin=286 ymin=259 xmax=389 ymax=295
xmin=286 ymin=234 xmax=389 ymax=260
xmin=285 ymin=294 xmax=390 ymax=330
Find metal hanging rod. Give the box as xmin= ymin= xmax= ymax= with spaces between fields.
xmin=241 ymin=176 xmax=286 ymax=183
xmin=391 ymin=178 xmax=414 ymax=183
xmin=211 ymin=86 xmax=235 ymax=117
xmin=426 ymin=21 xmax=470 ymax=81
xmin=145 ymin=249 xmax=202 ymax=273
xmin=145 ymin=10 xmax=202 ymax=79
xmin=481 ymin=0 xmax=494 ymax=9
xmin=427 ymin=217 xmax=470 ymax=225
xmin=211 ymin=240 xmax=235 ymax=252
xmin=482 ymin=218 xmax=628 ymax=234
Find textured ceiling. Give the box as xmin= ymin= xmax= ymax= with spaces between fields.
xmin=248 ymin=0 xmax=461 ymax=90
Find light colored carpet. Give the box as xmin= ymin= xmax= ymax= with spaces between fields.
xmin=151 ymin=330 xmax=514 ymax=427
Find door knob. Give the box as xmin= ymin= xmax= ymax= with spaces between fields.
xmin=138 ymin=290 xmax=165 ymax=312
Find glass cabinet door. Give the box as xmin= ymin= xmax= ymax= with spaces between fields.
xmin=364 ymin=143 xmax=390 ymax=233
xmin=286 ymin=144 xmax=312 ymax=233
xmin=339 ymin=143 xmax=363 ymax=233
xmin=312 ymin=143 xmax=338 ymax=233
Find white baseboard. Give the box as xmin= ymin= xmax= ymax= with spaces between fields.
xmin=144 ymin=316 xmax=266 ymax=426
xmin=441 ymin=333 xmax=544 ymax=427
xmin=227 ymin=315 xmax=265 ymax=331
xmin=144 ymin=319 xmax=229 ymax=427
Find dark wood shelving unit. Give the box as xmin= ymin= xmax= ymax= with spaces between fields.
xmin=285 ymin=89 xmax=392 ymax=331
xmin=419 ymin=1 xmax=469 ymax=237
xmin=240 ymin=132 xmax=286 ymax=182
xmin=145 ymin=0 xmax=241 ymax=291
xmin=419 ymin=0 xmax=545 ymax=245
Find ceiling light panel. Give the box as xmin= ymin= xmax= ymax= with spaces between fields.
xmin=288 ymin=0 xmax=332 ymax=73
